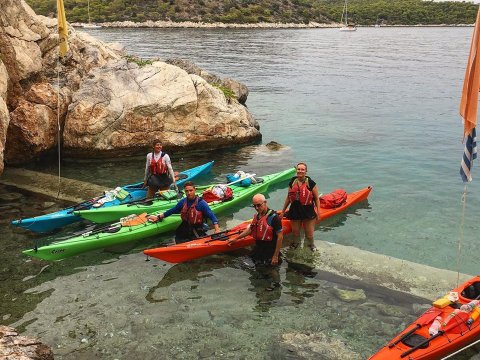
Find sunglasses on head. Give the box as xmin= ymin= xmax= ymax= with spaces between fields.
xmin=251 ymin=201 xmax=265 ymax=209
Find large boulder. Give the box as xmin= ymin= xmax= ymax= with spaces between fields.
xmin=63 ymin=59 xmax=260 ymax=156
xmin=5 ymin=82 xmax=67 ymax=163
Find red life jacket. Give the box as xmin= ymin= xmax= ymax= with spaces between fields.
xmin=149 ymin=152 xmax=168 ymax=175
xmin=180 ymin=197 xmax=204 ymax=225
xmin=251 ymin=209 xmax=276 ymax=242
xmin=288 ymin=178 xmax=313 ymax=205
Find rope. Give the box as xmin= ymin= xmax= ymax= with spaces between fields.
xmin=440 ymin=337 xmax=480 ymax=359
xmin=456 ymin=184 xmax=468 ymax=288
xmin=56 ymin=57 xmax=62 ymax=199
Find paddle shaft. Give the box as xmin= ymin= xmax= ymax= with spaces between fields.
xmin=205 ymin=229 xmax=243 ymax=243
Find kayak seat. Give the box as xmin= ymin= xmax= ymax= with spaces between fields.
xmin=402 ymin=333 xmax=430 ymax=349
xmin=461 ymin=282 xmax=480 ymax=300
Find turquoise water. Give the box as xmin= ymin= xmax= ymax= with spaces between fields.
xmin=73 ymin=26 xmax=477 ymax=275
xmin=3 ymin=27 xmax=480 ymax=359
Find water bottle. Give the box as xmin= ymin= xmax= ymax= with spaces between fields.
xmin=429 ymin=317 xmax=442 ymax=336
xmin=467 ymin=305 xmax=480 ymax=326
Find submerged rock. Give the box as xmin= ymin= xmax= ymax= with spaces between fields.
xmin=273 ymin=332 xmax=361 ymax=360
xmin=333 ymin=287 xmax=367 ymax=302
xmin=0 ymin=325 xmax=53 ymax=360
xmin=265 ymin=141 xmax=285 ymax=151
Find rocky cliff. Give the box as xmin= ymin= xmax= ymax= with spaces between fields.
xmin=0 ymin=0 xmax=261 ymax=173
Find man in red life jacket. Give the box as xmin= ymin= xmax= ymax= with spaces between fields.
xmin=228 ymin=194 xmax=283 ymax=266
xmin=147 ymin=181 xmax=220 ymax=243
xmin=143 ymin=139 xmax=178 ymax=199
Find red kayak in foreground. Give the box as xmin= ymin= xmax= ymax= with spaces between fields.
xmin=369 ymin=276 xmax=480 ymax=360
xmin=144 ymin=186 xmax=372 ymax=263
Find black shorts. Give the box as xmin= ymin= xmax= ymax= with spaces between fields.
xmin=287 ymin=202 xmax=316 ymax=220
xmin=147 ymin=173 xmax=172 ymax=190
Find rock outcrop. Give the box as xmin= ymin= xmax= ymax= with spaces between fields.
xmin=0 ymin=0 xmax=260 ymax=172
xmin=0 ymin=326 xmax=53 ymax=360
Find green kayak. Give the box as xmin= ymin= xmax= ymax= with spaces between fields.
xmin=75 ymin=171 xmax=280 ymax=224
xmin=23 ymin=168 xmax=295 ymax=261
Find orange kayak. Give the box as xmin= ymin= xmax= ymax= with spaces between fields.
xmin=369 ymin=276 xmax=480 ymax=360
xmin=144 ymin=186 xmax=372 ymax=263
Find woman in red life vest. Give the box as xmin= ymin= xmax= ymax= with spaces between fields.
xmin=147 ymin=181 xmax=220 ymax=243
xmin=228 ymin=194 xmax=283 ymax=266
xmin=143 ymin=139 xmax=178 ymax=198
xmin=281 ymin=162 xmax=320 ymax=251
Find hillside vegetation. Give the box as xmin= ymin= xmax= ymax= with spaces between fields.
xmin=26 ymin=0 xmax=477 ymax=25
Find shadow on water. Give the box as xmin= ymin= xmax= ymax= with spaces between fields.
xmin=144 ymin=250 xmax=322 ymax=313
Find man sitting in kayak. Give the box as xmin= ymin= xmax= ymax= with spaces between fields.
xmin=227 ymin=194 xmax=284 ymax=266
xmin=147 ymin=181 xmax=220 ymax=243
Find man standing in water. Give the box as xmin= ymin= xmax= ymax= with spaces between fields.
xmin=143 ymin=139 xmax=178 ymax=199
xmin=147 ymin=181 xmax=220 ymax=243
xmin=228 ymin=194 xmax=283 ymax=266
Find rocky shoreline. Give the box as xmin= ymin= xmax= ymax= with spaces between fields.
xmin=71 ymin=20 xmax=474 ymax=29
xmin=0 ymin=326 xmax=53 ymax=360
xmin=0 ymin=1 xmax=262 ymax=176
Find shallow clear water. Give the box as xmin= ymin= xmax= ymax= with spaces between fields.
xmin=3 ymin=27 xmax=480 ymax=359
xmin=68 ymin=26 xmax=478 ymax=275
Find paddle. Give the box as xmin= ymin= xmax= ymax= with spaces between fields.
xmin=388 ymin=309 xmax=442 ymax=348
xmin=81 ymin=222 xmax=122 ymax=237
xmin=205 ymin=229 xmax=243 ymax=243
xmin=400 ymin=311 xmax=470 ymax=358
xmin=65 ymin=195 xmax=104 ymax=214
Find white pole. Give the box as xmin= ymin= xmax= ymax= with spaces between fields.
xmin=440 ymin=337 xmax=480 ymax=359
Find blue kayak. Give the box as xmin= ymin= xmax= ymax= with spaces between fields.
xmin=11 ymin=161 xmax=214 ymax=233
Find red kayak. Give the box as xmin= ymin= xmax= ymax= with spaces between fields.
xmin=144 ymin=186 xmax=372 ymax=263
xmin=369 ymin=276 xmax=480 ymax=360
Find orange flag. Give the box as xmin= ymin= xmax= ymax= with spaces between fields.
xmin=57 ymin=0 xmax=69 ymax=57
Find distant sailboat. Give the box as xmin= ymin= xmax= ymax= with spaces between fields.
xmin=340 ymin=0 xmax=357 ymax=32
xmin=82 ymin=0 xmax=101 ymax=29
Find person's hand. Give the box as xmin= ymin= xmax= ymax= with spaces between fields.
xmin=142 ymin=180 xmax=147 ymax=188
xmin=227 ymin=237 xmax=238 ymax=246
xmin=271 ymin=254 xmax=279 ymax=266
xmin=147 ymin=215 xmax=158 ymax=223
xmin=147 ymin=213 xmax=164 ymax=223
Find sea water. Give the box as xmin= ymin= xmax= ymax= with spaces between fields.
xmin=3 ymin=27 xmax=480 ymax=359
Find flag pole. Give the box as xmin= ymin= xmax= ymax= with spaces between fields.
xmin=56 ymin=0 xmax=69 ymax=199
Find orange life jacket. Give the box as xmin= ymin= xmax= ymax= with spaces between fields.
xmin=180 ymin=197 xmax=204 ymax=225
xmin=251 ymin=209 xmax=276 ymax=242
xmin=288 ymin=178 xmax=313 ymax=205
xmin=149 ymin=152 xmax=168 ymax=175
